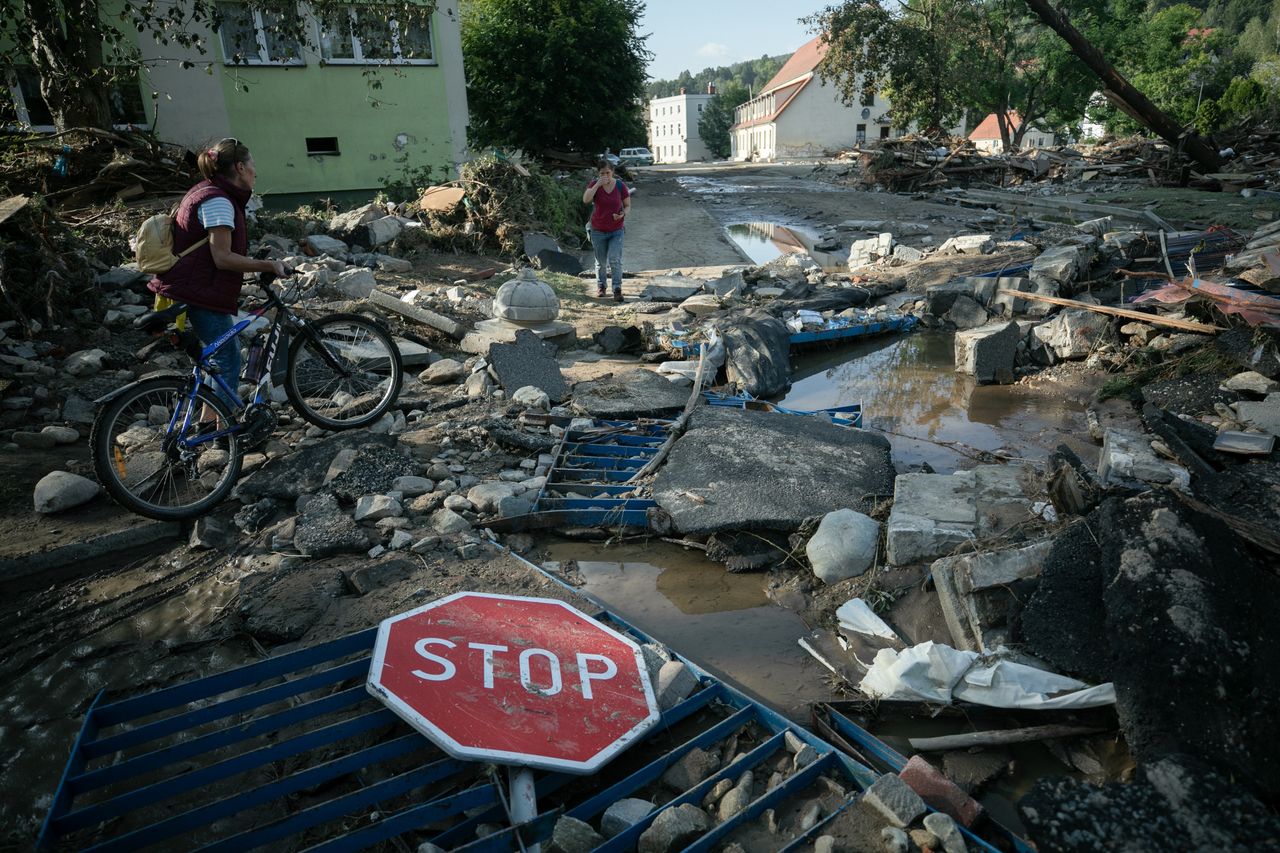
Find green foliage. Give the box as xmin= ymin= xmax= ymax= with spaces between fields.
xmin=461 ymin=0 xmax=651 ymax=156
xmin=697 ymin=82 xmax=750 ymax=159
xmin=1195 ymin=97 xmax=1223 ymax=131
xmin=647 ymin=55 xmax=787 ymax=99
xmin=377 ymin=160 xmax=437 ymax=204
xmin=1218 ymin=75 xmax=1269 ymax=117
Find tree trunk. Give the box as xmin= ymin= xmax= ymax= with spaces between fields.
xmin=24 ymin=0 xmax=115 ymax=131
xmin=1021 ymin=0 xmax=1222 ymax=172
xmin=996 ymin=110 xmax=1012 ymax=151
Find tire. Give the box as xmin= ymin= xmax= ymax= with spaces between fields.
xmin=90 ymin=376 xmax=243 ymax=521
xmin=285 ymin=313 xmax=403 ymax=430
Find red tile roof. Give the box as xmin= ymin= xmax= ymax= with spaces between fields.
xmin=970 ymin=111 xmax=1023 ymax=140
xmin=759 ymin=36 xmax=827 ymax=95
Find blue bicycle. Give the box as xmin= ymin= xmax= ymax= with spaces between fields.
xmin=91 ymin=274 xmax=403 ymax=520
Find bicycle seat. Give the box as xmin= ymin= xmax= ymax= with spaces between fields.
xmin=134 ymin=303 xmax=186 ymax=335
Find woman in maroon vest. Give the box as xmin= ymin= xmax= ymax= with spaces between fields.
xmin=149 ymin=138 xmax=288 ymax=391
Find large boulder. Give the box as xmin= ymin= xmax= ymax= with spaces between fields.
xmin=807 ymin=509 xmax=880 ymax=583
xmin=954 ymin=321 xmax=1019 ymax=384
xmin=1030 ymin=308 xmax=1111 ymax=360
xmin=33 ymin=471 xmax=100 ymax=513
xmin=720 ymin=313 xmax=792 ymax=397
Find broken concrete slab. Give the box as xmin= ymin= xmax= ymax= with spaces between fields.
xmin=954 ymin=321 xmax=1019 ymax=384
xmin=1235 ymin=391 xmax=1280 ymax=436
xmin=640 ymin=277 xmax=704 ymax=302
xmin=572 ymin=369 xmax=689 ymax=417
xmin=487 ymin=329 xmax=569 ymax=402
xmin=943 ymin=295 xmax=989 ymax=330
xmin=367 ymin=287 xmax=466 ymax=340
xmin=294 ymin=493 xmax=370 ymax=558
xmin=592 ymin=325 xmax=642 ymax=355
xmin=931 ymin=539 xmax=1053 ymax=651
xmin=654 ymin=407 xmax=894 ymax=535
xmin=1097 ymin=428 xmax=1190 ymax=491
xmin=238 ymin=432 xmax=399 ymax=501
xmin=938 ymin=235 xmax=994 ymax=255
xmin=708 ymin=270 xmax=745 ymax=297
xmin=533 ymin=248 xmax=585 ymax=275
xmin=1031 ymin=308 xmax=1111 ymax=360
xmin=301 ymin=234 xmax=348 ymax=256
xmin=523 ymin=231 xmax=561 ymax=258
xmin=848 ymin=232 xmax=894 ymax=269
xmin=1020 ymin=517 xmax=1109 ymax=680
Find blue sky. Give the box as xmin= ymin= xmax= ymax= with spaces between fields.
xmin=639 ymin=0 xmax=816 ymax=81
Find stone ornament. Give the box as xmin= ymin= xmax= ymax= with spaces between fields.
xmin=493 ymin=267 xmax=560 ymax=324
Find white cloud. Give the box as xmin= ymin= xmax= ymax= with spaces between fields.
xmin=695 ymin=42 xmax=730 ymax=59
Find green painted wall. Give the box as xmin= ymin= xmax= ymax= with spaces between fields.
xmin=218 ymin=58 xmax=454 ymax=199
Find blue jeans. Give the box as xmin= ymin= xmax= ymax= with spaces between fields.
xmin=186 ymin=308 xmax=241 ymax=402
xmin=591 ymin=228 xmax=625 ymax=292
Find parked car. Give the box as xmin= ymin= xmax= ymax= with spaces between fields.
xmin=618 ymin=147 xmax=654 ymax=167
xmin=600 ymin=151 xmax=621 ymax=167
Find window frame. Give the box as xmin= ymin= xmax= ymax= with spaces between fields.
xmin=216 ymin=2 xmax=307 ymax=67
xmin=5 ymin=68 xmax=151 ymax=132
xmin=317 ymin=6 xmax=437 ymax=66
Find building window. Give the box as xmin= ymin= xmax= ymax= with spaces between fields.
xmin=217 ymin=2 xmax=304 ymax=65
xmin=319 ymin=6 xmax=435 ymax=64
xmin=856 ymin=123 xmax=866 ymax=144
xmin=6 ymin=66 xmax=148 ymax=130
xmin=697 ymin=103 xmax=702 ymax=112
xmin=306 ymin=136 xmax=340 ymax=155
xmin=865 ymin=90 xmax=875 ymax=106
xmin=879 ymin=125 xmax=890 ymax=139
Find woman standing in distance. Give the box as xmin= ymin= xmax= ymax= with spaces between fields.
xmin=149 ymin=138 xmax=288 ymax=395
xmin=583 ymin=159 xmax=631 ymax=301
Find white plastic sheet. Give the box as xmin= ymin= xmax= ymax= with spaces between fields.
xmin=859 ymin=641 xmax=1116 ymax=709
xmin=836 ymin=598 xmax=902 ymax=643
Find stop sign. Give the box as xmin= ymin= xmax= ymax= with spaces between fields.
xmin=366 ymin=591 xmax=660 ymax=773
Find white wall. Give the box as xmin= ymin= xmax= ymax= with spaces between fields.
xmin=435 ymin=4 xmax=471 ymax=175
xmin=137 ymin=16 xmax=232 ymax=149
xmin=773 ymin=78 xmax=891 ymax=159
xmin=649 ymin=93 xmax=714 ymax=163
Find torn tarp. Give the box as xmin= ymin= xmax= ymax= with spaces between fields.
xmin=1133 ymin=277 xmax=1280 ymax=328
xmin=859 ymin=641 xmax=1116 ymax=709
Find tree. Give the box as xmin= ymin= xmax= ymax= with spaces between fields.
xmin=0 ymin=0 xmax=435 ymax=131
xmin=697 ymin=82 xmax=749 ymax=159
xmin=462 ymin=0 xmax=650 ymax=157
xmin=647 ymin=54 xmax=786 ymax=100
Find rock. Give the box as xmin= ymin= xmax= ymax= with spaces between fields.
xmin=302 ymin=234 xmax=349 ymax=255
xmin=189 ymin=515 xmax=237 ymax=550
xmin=33 ymin=471 xmax=99 ymax=513
xmin=640 ymin=278 xmax=703 ymax=301
xmin=862 ymin=773 xmax=925 ymax=828
xmin=332 ymin=268 xmax=377 ymax=299
xmin=910 ymin=828 xmax=941 ymax=851
xmin=662 ymin=748 xmax=718 ymax=791
xmin=709 ymin=270 xmax=745 ymax=297
xmin=1076 ymin=216 xmax=1112 ymax=237
xmin=431 ymin=507 xmax=472 ymax=534
xmin=239 ymin=565 xmax=345 ymax=643
xmin=1097 ymin=428 xmax=1190 ymax=491
xmin=721 ymin=314 xmax=792 ymax=397
xmin=572 ymin=370 xmax=690 ymax=418
xmin=373 ymin=254 xmax=412 ymax=273
xmin=806 ymin=509 xmax=880 ymax=583
xmin=922 ymin=813 xmax=967 ymax=853
xmin=13 ymin=431 xmax=57 ymax=450
xmin=814 ymin=836 xmax=836 ymax=853
xmin=63 ymin=348 xmax=108 ymax=377
xmin=942 ymin=295 xmax=989 ymax=330
xmin=41 ymin=425 xmax=81 ymax=444
xmin=465 ymin=370 xmax=494 ymax=398
xmin=899 ymin=755 xmax=983 ymax=827
xmin=487 ymin=329 xmax=569 ymax=401
xmin=655 ymin=660 xmax=699 ymax=710
xmin=880 ymin=826 xmax=909 ymax=853
xmin=932 ymin=539 xmax=1053 ymax=652
xmin=717 ymin=771 xmax=754 ymax=820
xmin=954 ymin=321 xmax=1019 ymax=384
xmin=638 ymin=803 xmax=711 ymax=853
xmin=601 ymin=798 xmax=655 ymax=838
xmin=511 ymin=385 xmax=551 ymax=411
xmin=467 ymin=481 xmax=520 ymax=514
xmin=1222 ymin=370 xmax=1279 ymax=395
xmin=679 ymin=294 xmax=722 ymax=316
xmin=294 ymin=493 xmax=369 ymax=557
xmin=885 ymin=466 xmax=1031 ymax=565
xmin=392 ymin=476 xmax=434 ymax=497
xmin=1236 ymin=391 xmax=1280 ymax=436
xmin=421 ymin=358 xmax=465 ymax=385
xmin=938 ymin=234 xmax=994 ymax=255
xmin=848 ymin=232 xmax=895 ymax=268
xmin=891 ymin=244 xmax=926 ymax=263
xmin=1031 ymin=242 xmax=1090 ymax=286
xmin=496 ymin=493 xmax=535 ymax=518
xmin=1031 ymin=309 xmax=1111 ymax=360
xmin=443 ymin=494 xmax=474 ymax=512
xmin=551 ymin=816 xmax=604 ymax=853
xmin=354 ymin=494 xmax=403 ymax=521
xmin=365 ymin=215 xmax=403 ymax=247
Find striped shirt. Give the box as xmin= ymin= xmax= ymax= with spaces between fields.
xmin=197 ymin=197 xmax=236 ymax=230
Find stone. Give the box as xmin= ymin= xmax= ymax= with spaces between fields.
xmin=909 ymin=828 xmax=940 ymax=851
xmin=899 ymin=756 xmax=983 ymax=827
xmin=942 ymin=750 xmax=1012 ymax=793
xmin=1222 ymin=370 xmax=1279 ymax=395
xmin=718 ymin=771 xmax=754 ymax=820
xmin=431 ymin=507 xmax=472 ymax=534
xmin=862 ymin=773 xmax=925 ymax=828
xmin=840 ymin=219 xmax=887 ymax=231
xmin=465 ymin=370 xmax=493 ymax=398
xmin=954 ymin=321 xmax=1019 ymax=384
xmin=63 ymin=348 xmax=108 ymax=377
xmin=1236 ymin=392 xmax=1280 ymax=436
xmin=373 ymin=254 xmax=412 ymax=273
xmin=601 ymin=798 xmax=655 ymax=838
xmin=551 ymin=816 xmax=604 ymax=853
xmin=294 ymin=493 xmax=369 ymax=557
xmin=189 ymin=515 xmax=237 ymax=550
xmin=592 ymin=325 xmax=642 ymax=355
xmin=97 ymin=265 xmax=149 ymax=288
xmin=421 ymin=358 xmax=465 ymax=385
xmin=33 ymin=471 xmax=99 ymax=513
xmin=60 ymin=393 xmax=96 ymax=425
xmin=640 ymin=278 xmax=703 ymax=302
xmin=487 ymin=329 xmax=569 ymax=401
xmin=654 ymin=407 xmax=894 ymax=535
xmin=1076 ymin=216 xmax=1112 ymax=237
xmin=655 ymin=660 xmax=699 ymax=710
xmin=638 ymin=803 xmax=711 ymax=853
xmin=932 ymin=539 xmax=1054 ymax=651
xmin=943 ymin=295 xmax=989 ymax=330
xmin=572 ymin=370 xmax=690 ymax=417
xmin=443 ymin=494 xmax=474 ymax=512
xmin=13 ymin=431 xmax=57 ymax=450
xmin=41 ymin=425 xmax=81 ymax=444
xmin=721 ymin=314 xmax=792 ymax=397
xmin=1031 ymin=242 xmax=1090 ymax=285
xmin=814 ymin=836 xmax=835 ymax=853
xmin=354 ymin=494 xmax=402 ymax=522
xmin=1031 ymin=309 xmax=1111 ymax=360
xmin=365 ymin=215 xmax=403 ymax=247
xmin=709 ymin=270 xmax=746 ymax=297
xmin=938 ymin=234 xmax=994 ymax=255
xmin=1098 ymin=428 xmax=1191 ymax=491
xmin=239 ymin=565 xmax=345 ymax=643
xmin=302 ymin=234 xmax=349 ymax=255
xmin=922 ymin=813 xmax=967 ymax=853
xmin=511 ymin=385 xmax=551 ymax=411
xmin=333 ymin=268 xmax=377 ymax=299
xmin=880 ymin=827 xmax=909 ymax=853
xmin=467 ymin=481 xmax=520 ymax=513
xmin=392 ymin=476 xmax=434 ymax=497
xmin=496 ymin=493 xmax=535 ymax=518
xmin=891 ymin=244 xmax=926 ymax=263
xmin=848 ymin=232 xmax=895 ymax=268
xmin=533 ymin=248 xmax=585 ymax=274
xmin=806 ymin=509 xmax=880 ymax=583
xmin=988 ymin=276 xmax=1032 ymax=316
xmin=662 ymin=747 xmax=718 ymax=791
xmin=885 ymin=466 xmax=1033 ymax=566
xmin=679 ymin=294 xmax=722 ymax=316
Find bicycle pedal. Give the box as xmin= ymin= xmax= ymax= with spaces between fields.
xmin=241 ymin=403 xmax=278 ymax=449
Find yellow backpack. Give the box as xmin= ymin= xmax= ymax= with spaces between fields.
xmin=134 ymin=213 xmax=209 ymax=275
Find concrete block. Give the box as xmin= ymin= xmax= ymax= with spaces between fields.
xmin=1098 ymin=428 xmax=1191 ymax=491
xmin=862 ymin=773 xmax=926 ymax=828
xmin=955 ymin=321 xmax=1019 ymax=384
xmin=900 ymin=755 xmax=984 ymax=827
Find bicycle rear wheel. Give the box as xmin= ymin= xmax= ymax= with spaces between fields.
xmin=90 ymin=376 xmax=243 ymax=520
xmin=285 ymin=313 xmax=403 ymax=430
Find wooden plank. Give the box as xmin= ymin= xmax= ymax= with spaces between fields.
xmin=996 ymin=289 xmax=1223 ymax=333
xmin=954 ymin=188 xmax=1174 ymax=230
xmin=0 ymin=195 xmax=29 ymax=227
xmin=909 ymin=724 xmax=1110 ymax=751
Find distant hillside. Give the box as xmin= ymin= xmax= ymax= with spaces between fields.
xmin=647 ymin=54 xmax=788 ymax=100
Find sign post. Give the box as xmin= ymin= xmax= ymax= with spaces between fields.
xmin=366 ymin=592 xmax=661 ymax=844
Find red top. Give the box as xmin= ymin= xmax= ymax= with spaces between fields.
xmin=588 ymin=180 xmax=629 ymax=233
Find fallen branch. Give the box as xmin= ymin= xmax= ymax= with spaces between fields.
xmin=627 ymin=345 xmax=706 ymax=483
xmin=909 ymin=724 xmax=1110 ymax=751
xmin=997 ymin=289 xmax=1222 ymax=333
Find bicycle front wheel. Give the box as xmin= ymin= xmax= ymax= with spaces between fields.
xmin=285 ymin=313 xmax=403 ymax=430
xmin=90 ymin=376 xmax=243 ymax=521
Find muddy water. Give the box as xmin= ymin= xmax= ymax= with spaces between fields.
xmin=725 ymin=222 xmax=819 ymax=267
xmin=544 ymin=541 xmax=835 ymax=721
xmin=783 ymin=331 xmax=1095 ymax=473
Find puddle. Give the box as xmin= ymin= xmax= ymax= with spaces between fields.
xmin=725 ymin=221 xmax=818 ymax=266
xmin=544 ymin=541 xmax=835 ymax=721
xmin=676 ymin=174 xmax=843 ymax=195
xmin=783 ymin=331 xmax=1094 ymax=473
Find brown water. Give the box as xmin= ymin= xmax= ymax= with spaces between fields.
xmin=784 ymin=331 xmax=1095 ymax=473
xmin=544 ymin=541 xmax=836 ymax=721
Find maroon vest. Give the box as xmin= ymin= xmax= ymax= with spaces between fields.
xmin=148 ymin=180 xmax=248 ymax=314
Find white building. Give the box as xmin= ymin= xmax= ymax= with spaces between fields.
xmin=970 ymin=112 xmax=1057 ymax=152
xmin=730 ymin=36 xmax=892 ymax=161
xmin=648 ymin=86 xmax=716 ymax=164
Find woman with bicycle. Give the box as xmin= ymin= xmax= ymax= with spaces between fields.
xmin=148 ymin=138 xmax=289 ymax=389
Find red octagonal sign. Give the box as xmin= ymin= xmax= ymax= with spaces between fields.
xmin=367 ymin=592 xmax=660 ymax=774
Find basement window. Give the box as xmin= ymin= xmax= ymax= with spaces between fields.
xmin=306 ymin=137 xmax=340 ymax=156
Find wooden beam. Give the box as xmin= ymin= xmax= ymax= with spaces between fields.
xmin=997 ymin=290 xmax=1223 ymax=333
xmin=909 ymin=724 xmax=1111 ymax=751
